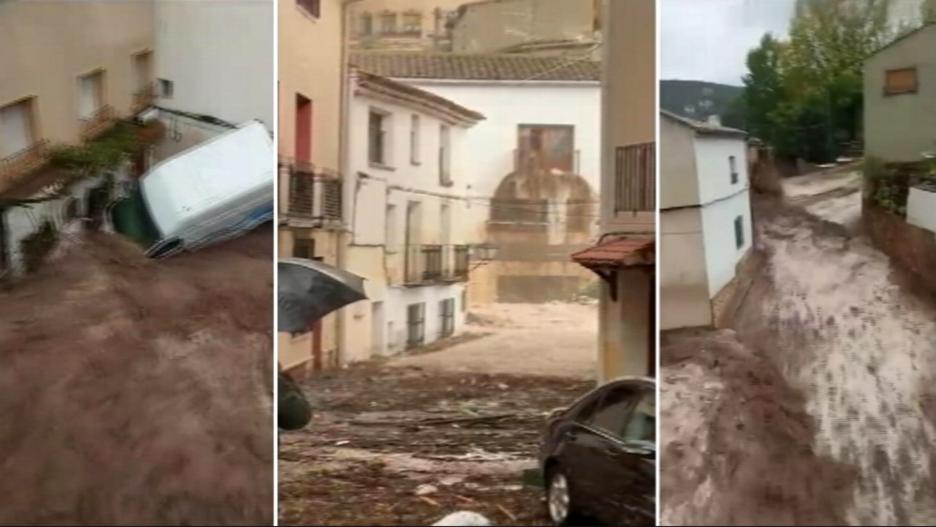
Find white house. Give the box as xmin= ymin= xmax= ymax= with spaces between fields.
xmin=350 ymin=52 xmax=602 ymax=305
xmin=152 ymin=0 xmax=274 ymax=160
xmin=661 ymin=110 xmax=752 ymax=330
xmin=340 ymin=69 xmax=483 ymax=362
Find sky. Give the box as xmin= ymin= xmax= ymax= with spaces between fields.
xmin=661 ymin=0 xmax=927 ymax=86
xmin=661 ymin=0 xmax=796 ymax=86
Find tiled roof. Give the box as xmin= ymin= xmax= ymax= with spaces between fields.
xmin=661 ymin=110 xmax=747 ymax=138
xmin=355 ymin=70 xmax=484 ymax=122
xmin=572 ymin=237 xmax=655 ymax=268
xmin=350 ymin=52 xmax=601 ymax=82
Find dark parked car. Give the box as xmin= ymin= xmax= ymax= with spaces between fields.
xmin=539 ymin=377 xmax=655 ymax=525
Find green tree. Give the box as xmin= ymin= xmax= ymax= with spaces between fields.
xmin=741 ymin=34 xmax=787 ymax=147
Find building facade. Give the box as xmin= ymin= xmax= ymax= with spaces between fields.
xmin=152 ymin=0 xmax=274 ymax=160
xmin=660 ymin=111 xmax=752 ymax=331
xmin=864 ymin=23 xmax=936 ymax=163
xmin=572 ymin=0 xmax=656 ymax=383
xmin=341 ymin=70 xmax=482 ymax=362
xmin=351 ymin=52 xmax=602 ymax=305
xmin=0 ymin=0 xmax=155 ymax=277
xmin=350 ymin=0 xmax=467 ymax=51
xmin=278 ymin=0 xmax=351 ymax=375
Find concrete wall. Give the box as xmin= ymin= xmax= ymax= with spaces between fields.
xmin=660 ymin=115 xmax=699 ymax=209
xmin=908 ymin=185 xmax=936 ymax=232
xmin=864 ymin=24 xmax=936 ymax=162
xmin=599 ymin=0 xmax=655 ymax=235
xmin=660 ymin=207 xmax=711 ymax=330
xmin=599 ymin=267 xmax=653 ymax=381
xmin=451 ymin=0 xmax=595 ymax=54
xmin=154 ymin=0 xmax=273 ymax=128
xmin=694 ymin=135 xmax=750 ymax=206
xmin=0 ymin=1 xmax=154 ymax=146
xmin=700 ymin=190 xmax=752 ymax=298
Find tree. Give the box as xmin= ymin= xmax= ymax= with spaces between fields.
xmin=741 ymin=34 xmax=787 ymax=146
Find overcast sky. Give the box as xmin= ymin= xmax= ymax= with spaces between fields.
xmin=662 ymin=0 xmax=796 ymax=85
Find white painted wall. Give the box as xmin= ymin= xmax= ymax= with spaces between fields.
xmin=154 ymin=0 xmax=274 ymax=129
xmin=385 ymin=284 xmax=466 ymax=354
xmin=403 ymin=80 xmax=602 ymax=242
xmin=908 ymin=186 xmax=936 ymax=233
xmin=700 ymin=190 xmax=752 ymax=297
xmin=694 ymin=135 xmax=749 ymax=206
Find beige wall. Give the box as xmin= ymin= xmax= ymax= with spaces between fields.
xmin=451 ymin=0 xmax=595 ymax=54
xmin=660 ymin=115 xmax=700 ymax=209
xmin=351 ymin=0 xmax=466 ymax=50
xmin=0 ymin=1 xmax=154 ymax=146
xmin=660 ymin=208 xmax=712 ymax=330
xmin=600 ymin=0 xmax=655 ymax=234
xmin=279 ymin=0 xmax=343 ymax=168
xmin=599 ymin=267 xmax=653 ymax=381
xmin=864 ymin=25 xmax=936 ymax=162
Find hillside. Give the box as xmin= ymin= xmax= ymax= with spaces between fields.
xmin=660 ymin=79 xmax=745 ymax=129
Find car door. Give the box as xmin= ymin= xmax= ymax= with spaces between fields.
xmin=601 ymin=387 xmax=656 ymax=525
xmin=553 ymin=391 xmax=603 ymax=513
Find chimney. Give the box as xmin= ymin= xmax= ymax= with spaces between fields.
xmin=706 ymin=114 xmax=722 ymax=127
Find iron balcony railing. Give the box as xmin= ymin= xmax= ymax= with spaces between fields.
xmin=404 ymin=244 xmax=468 ymax=285
xmin=79 ymin=105 xmax=116 ymax=141
xmin=0 ymin=140 xmax=50 ymax=191
xmin=281 ymin=157 xmax=342 ymax=224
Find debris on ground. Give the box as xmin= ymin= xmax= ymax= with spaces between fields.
xmin=279 ymin=363 xmax=593 ymax=526
xmin=0 ymin=228 xmax=274 ymax=524
xmin=432 ymin=511 xmax=491 ymax=526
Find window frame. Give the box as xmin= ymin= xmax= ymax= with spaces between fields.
xmin=368 ymin=108 xmax=392 ymax=167
xmin=410 ymin=114 xmax=421 ymax=165
xmin=729 ymin=155 xmax=738 ymax=184
xmin=883 ymin=67 xmax=918 ymax=96
xmin=439 ymin=124 xmax=451 ymax=186
xmin=0 ymin=96 xmax=38 ymax=159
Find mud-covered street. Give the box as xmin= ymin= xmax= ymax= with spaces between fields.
xmin=663 ymin=169 xmax=936 ymax=525
xmin=0 ymin=227 xmax=274 ymax=525
xmin=279 ymin=303 xmax=597 ymax=526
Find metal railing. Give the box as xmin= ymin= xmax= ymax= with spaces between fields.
xmin=614 ymin=142 xmax=655 ymax=212
xmin=281 ymin=157 xmax=342 ymax=224
xmin=0 ymin=140 xmax=50 ymax=189
xmin=79 ymin=105 xmax=116 ymax=141
xmin=403 ymin=244 xmax=469 ymax=285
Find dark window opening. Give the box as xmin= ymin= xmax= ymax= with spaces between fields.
xmin=734 ymin=215 xmax=744 ymax=249
xmin=293 ymin=238 xmax=315 ymax=259
xmin=439 ymin=298 xmax=455 ymax=338
xmin=406 ymin=303 xmax=425 ymax=348
xmin=297 ymin=0 xmax=320 ymax=18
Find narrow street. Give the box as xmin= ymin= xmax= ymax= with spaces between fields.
xmin=663 ymin=168 xmax=936 ymax=525
xmin=279 ymin=303 xmax=597 ymax=526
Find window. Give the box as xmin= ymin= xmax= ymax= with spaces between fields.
xmin=622 ymin=392 xmax=656 ymax=444
xmin=293 ymin=238 xmax=315 ymax=259
xmin=0 ymin=98 xmax=36 ymax=158
xmin=734 ymin=215 xmax=744 ymax=249
xmin=359 ymin=12 xmax=373 ymax=36
xmin=295 ymin=94 xmax=313 ymax=162
xmin=461 ymin=289 xmax=467 ymax=312
xmin=385 ymin=203 xmax=397 ymax=251
xmin=133 ymin=51 xmax=153 ymax=94
xmin=158 ymin=78 xmax=174 ymax=99
xmin=406 ymin=303 xmax=425 ymax=348
xmin=590 ymin=386 xmax=640 ymax=438
xmin=439 ymin=298 xmax=455 ymax=338
xmin=297 ymin=0 xmax=320 ymax=18
xmin=368 ymin=110 xmax=389 ymax=165
xmin=410 ymin=114 xmax=420 ymax=165
xmin=380 ymin=12 xmax=397 ymax=34
xmin=402 ymin=11 xmax=422 ymax=35
xmin=884 ymin=67 xmax=918 ymax=96
xmin=614 ymin=142 xmax=655 ymax=212
xmin=77 ymin=70 xmax=104 ymax=119
xmin=729 ymin=155 xmax=738 ymax=184
xmin=439 ymin=124 xmax=451 ymax=186
xmin=517 ymin=124 xmax=574 ymax=173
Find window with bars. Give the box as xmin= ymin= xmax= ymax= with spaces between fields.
xmin=406 ymin=303 xmax=425 ymax=348
xmin=402 ymin=11 xmax=422 ymax=35
xmin=614 ymin=142 xmax=655 ymax=212
xmin=439 ymin=298 xmax=455 ymax=338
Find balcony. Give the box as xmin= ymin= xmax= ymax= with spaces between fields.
xmin=0 ymin=140 xmax=50 ymax=193
xmin=403 ymin=244 xmax=469 ymax=285
xmin=79 ymin=105 xmax=116 ymax=141
xmin=281 ymin=157 xmax=342 ymax=227
xmin=614 ymin=142 xmax=655 ymax=212
xmin=131 ymin=82 xmax=156 ymax=113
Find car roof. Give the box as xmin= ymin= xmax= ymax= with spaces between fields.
xmin=562 ymin=376 xmax=655 ymax=412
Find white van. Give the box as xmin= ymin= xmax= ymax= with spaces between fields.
xmin=140 ymin=121 xmax=274 ymax=258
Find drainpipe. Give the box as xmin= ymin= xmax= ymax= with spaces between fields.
xmin=337 ymin=0 xmax=363 ymax=366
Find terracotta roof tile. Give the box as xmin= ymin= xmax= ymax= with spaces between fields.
xmin=572 ymin=237 xmax=655 ymax=268
xmin=350 ymin=52 xmax=601 ymax=82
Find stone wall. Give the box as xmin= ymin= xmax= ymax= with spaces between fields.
xmin=864 ymin=201 xmax=936 ymax=293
